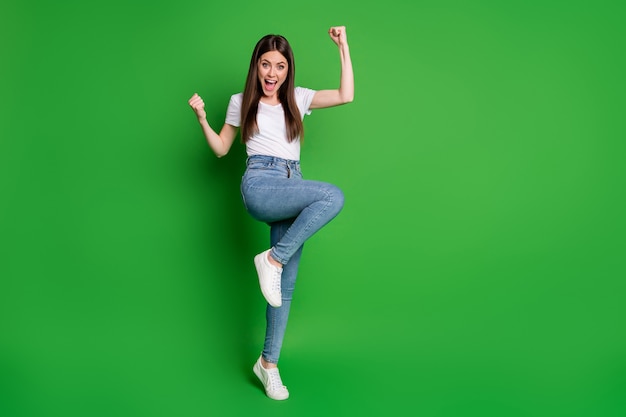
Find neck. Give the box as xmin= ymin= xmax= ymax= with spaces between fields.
xmin=260 ymin=93 xmax=280 ymax=105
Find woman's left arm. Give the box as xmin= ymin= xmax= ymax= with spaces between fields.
xmin=310 ymin=26 xmax=354 ymax=109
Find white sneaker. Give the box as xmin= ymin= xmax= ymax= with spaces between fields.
xmin=253 ymin=356 xmax=289 ymax=400
xmin=254 ymin=249 xmax=282 ymax=307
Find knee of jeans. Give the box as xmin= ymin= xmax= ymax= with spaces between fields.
xmin=328 ymin=185 xmax=345 ymax=214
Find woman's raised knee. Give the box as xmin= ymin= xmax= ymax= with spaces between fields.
xmin=326 ymin=184 xmax=345 ymax=216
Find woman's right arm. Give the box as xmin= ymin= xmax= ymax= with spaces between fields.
xmin=188 ymin=93 xmax=238 ymax=158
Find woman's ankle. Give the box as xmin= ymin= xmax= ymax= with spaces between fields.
xmin=261 ymin=357 xmax=278 ymax=369
xmin=267 ymin=252 xmax=283 ymax=269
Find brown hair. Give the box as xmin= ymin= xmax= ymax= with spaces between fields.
xmin=240 ymin=34 xmax=303 ymax=143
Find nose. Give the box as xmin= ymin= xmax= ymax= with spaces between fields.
xmin=268 ymin=66 xmax=275 ymax=76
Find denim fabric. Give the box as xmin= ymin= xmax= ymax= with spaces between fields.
xmin=241 ymin=155 xmax=344 ymax=363
xmin=262 ymin=219 xmax=303 ymax=364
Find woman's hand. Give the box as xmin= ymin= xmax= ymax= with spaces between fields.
xmin=188 ymin=93 xmax=206 ymax=120
xmin=187 ymin=93 xmax=237 ymax=158
xmin=328 ymin=26 xmax=348 ymax=47
xmin=311 ymin=26 xmax=354 ymax=108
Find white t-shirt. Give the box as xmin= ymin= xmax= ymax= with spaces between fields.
xmin=225 ymin=86 xmax=316 ymax=161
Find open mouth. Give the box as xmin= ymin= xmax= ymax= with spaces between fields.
xmin=264 ymin=80 xmax=277 ymax=91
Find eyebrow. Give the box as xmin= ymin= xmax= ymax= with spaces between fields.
xmin=261 ymin=59 xmax=287 ymax=65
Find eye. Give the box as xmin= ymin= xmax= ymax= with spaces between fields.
xmin=278 ymin=65 xmax=285 ymax=70
xmin=262 ymin=62 xmax=269 ymax=68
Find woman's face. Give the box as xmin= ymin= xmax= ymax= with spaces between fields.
xmin=257 ymin=50 xmax=288 ymax=98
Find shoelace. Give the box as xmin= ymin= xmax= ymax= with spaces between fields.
xmin=267 ymin=368 xmax=286 ymax=391
xmin=271 ymin=268 xmax=282 ymax=294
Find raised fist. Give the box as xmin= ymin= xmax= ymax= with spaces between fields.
xmin=188 ymin=93 xmax=206 ymax=120
xmin=328 ymin=26 xmax=347 ymax=47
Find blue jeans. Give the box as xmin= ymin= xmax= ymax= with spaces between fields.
xmin=241 ymin=155 xmax=345 ymax=363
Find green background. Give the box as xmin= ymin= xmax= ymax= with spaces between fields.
xmin=1 ymin=0 xmax=625 ymax=416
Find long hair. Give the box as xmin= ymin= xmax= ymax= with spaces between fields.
xmin=240 ymin=34 xmax=303 ymax=143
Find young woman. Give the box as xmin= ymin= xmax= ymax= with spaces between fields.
xmin=188 ymin=26 xmax=353 ymax=400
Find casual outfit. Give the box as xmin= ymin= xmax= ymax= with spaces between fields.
xmin=225 ymin=87 xmax=344 ymax=398
xmin=226 ymin=87 xmax=316 ymax=160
